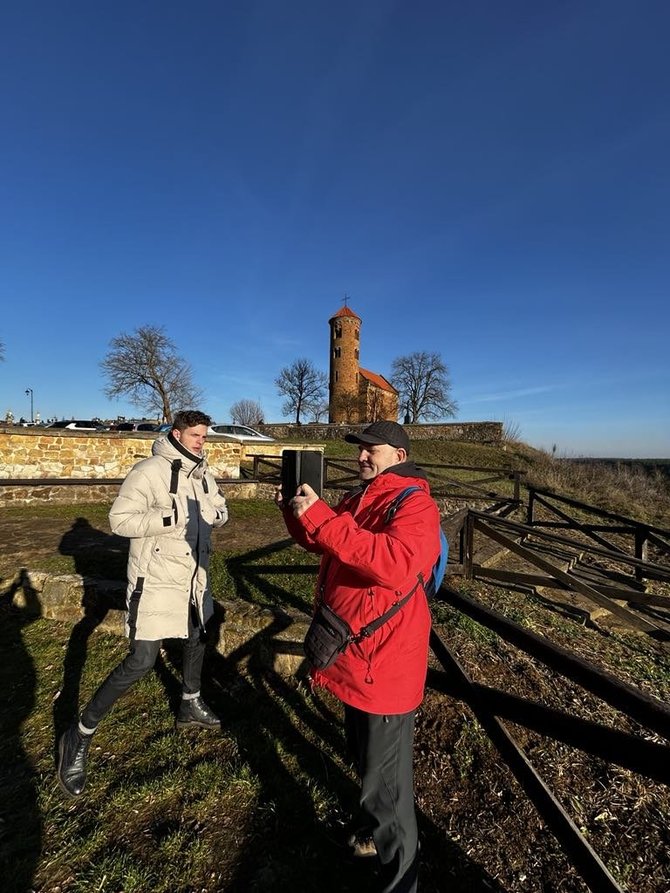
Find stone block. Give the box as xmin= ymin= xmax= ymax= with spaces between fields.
xmin=5 ymin=560 xmax=311 ymax=677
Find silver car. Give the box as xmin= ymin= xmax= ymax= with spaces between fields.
xmin=206 ymin=424 xmax=274 ymax=443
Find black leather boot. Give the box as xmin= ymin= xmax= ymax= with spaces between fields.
xmin=57 ymin=724 xmax=93 ymax=797
xmin=176 ymin=696 xmax=221 ymax=730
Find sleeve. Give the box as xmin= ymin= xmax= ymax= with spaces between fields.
xmin=207 ymin=472 xmax=229 ymax=527
xmin=281 ymin=501 xmax=332 ymax=554
xmin=297 ymin=491 xmax=440 ymax=589
xmin=109 ymin=468 xmax=176 ymax=538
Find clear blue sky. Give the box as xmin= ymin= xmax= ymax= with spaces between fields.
xmin=1 ymin=1 xmax=668 ymax=458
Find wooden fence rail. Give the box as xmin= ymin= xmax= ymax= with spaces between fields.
xmin=527 ymin=487 xmax=670 ymax=583
xmin=429 ymin=583 xmax=670 ymax=893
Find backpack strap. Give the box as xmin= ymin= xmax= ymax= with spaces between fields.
xmin=169 ymin=459 xmax=182 ymax=495
xmin=384 ymin=484 xmax=440 ymax=600
xmin=384 ymin=485 xmax=421 ymax=524
xmin=351 ymin=486 xmax=427 ymax=640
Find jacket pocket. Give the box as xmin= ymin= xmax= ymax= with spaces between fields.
xmin=150 ymin=539 xmax=193 ymax=587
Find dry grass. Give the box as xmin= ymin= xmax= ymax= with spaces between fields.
xmin=518 ymin=449 xmax=670 ymax=528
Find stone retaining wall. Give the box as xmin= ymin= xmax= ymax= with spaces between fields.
xmin=9 ymin=568 xmax=308 ymax=676
xmin=0 ymin=428 xmax=324 ymax=505
xmin=0 ymin=427 xmax=241 ymax=479
xmin=261 ymin=420 xmax=502 ymax=443
xmin=0 ymin=480 xmax=262 ymax=506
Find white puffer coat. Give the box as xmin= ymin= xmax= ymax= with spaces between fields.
xmin=109 ymin=434 xmax=228 ymax=641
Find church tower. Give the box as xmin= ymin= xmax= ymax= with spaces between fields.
xmin=328 ymin=303 xmax=361 ymax=423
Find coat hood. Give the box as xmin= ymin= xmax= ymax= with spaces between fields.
xmin=379 ymin=460 xmax=428 ymax=482
xmin=151 ymin=432 xmax=207 ymax=479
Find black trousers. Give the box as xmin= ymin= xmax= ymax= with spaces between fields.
xmin=344 ymin=705 xmax=419 ymax=893
xmin=81 ymin=625 xmax=205 ymax=731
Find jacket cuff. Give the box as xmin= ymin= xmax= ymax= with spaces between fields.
xmin=299 ymin=499 xmax=333 ymax=534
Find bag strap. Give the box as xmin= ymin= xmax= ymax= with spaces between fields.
xmin=321 ymin=485 xmax=427 ymax=644
xmin=353 ymin=572 xmax=425 ymax=642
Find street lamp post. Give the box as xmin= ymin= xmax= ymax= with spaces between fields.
xmin=25 ymin=388 xmax=34 ymax=424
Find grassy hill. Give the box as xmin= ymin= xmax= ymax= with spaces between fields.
xmin=317 ymin=436 xmax=670 ymax=527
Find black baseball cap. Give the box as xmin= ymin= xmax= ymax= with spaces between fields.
xmin=345 ymin=421 xmax=410 ymax=453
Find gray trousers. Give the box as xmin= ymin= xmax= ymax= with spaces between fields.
xmin=344 ymin=705 xmax=419 ymax=893
xmin=81 ymin=624 xmax=205 ymax=731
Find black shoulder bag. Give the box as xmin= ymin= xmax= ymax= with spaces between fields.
xmin=304 ymin=575 xmax=424 ymax=670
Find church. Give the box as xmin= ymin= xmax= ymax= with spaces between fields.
xmin=328 ymin=303 xmax=399 ymax=424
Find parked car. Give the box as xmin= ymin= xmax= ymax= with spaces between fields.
xmin=156 ymin=423 xmax=172 ymax=433
xmin=47 ymin=420 xmax=104 ymax=431
xmin=206 ymin=424 xmax=274 ymax=443
xmin=114 ymin=422 xmax=160 ymax=432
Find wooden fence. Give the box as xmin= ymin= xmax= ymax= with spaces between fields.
xmin=428 ymin=586 xmax=670 ymax=893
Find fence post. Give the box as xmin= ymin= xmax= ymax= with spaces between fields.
xmin=527 ymin=488 xmax=535 ymax=527
xmin=635 ymin=526 xmax=649 ymax=584
xmin=464 ymin=513 xmax=474 ymax=579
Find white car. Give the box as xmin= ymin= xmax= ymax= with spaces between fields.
xmin=206 ymin=424 xmax=274 ymax=443
xmin=47 ymin=420 xmax=104 ymax=431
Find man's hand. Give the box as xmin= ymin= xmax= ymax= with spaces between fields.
xmin=288 ymin=482 xmax=319 ymax=518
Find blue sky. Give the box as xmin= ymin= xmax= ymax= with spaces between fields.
xmin=1 ymin=1 xmax=668 ymax=458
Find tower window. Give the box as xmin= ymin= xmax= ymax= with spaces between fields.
xmin=335 ymin=371 xmax=339 ymax=382
xmin=354 ymin=349 xmax=359 ymax=360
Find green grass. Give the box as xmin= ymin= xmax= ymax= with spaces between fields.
xmin=209 ymin=547 xmax=319 ymax=613
xmin=0 ymin=610 xmax=366 ymax=893
xmin=1 ymin=502 xmax=114 ymax=522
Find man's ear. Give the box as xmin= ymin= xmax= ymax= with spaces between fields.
xmin=172 ymin=429 xmax=182 ymax=443
xmin=396 ymin=447 xmax=407 ymax=463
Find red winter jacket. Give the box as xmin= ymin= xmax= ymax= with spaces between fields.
xmin=284 ymin=462 xmax=440 ymax=715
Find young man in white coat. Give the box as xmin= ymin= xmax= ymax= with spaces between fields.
xmin=57 ymin=409 xmax=228 ymax=797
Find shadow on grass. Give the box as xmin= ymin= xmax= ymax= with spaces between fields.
xmin=223 ymin=536 xmax=318 ymax=615
xmin=159 ymin=537 xmax=507 ymax=892
xmin=0 ymin=570 xmax=42 ymax=893
xmin=38 ymin=522 xmax=507 ymax=892
xmin=57 ymin=515 xmax=128 ymax=580
xmin=52 ymin=517 xmax=128 ymax=756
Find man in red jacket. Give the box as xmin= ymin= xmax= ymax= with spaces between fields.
xmin=278 ymin=420 xmax=440 ymax=893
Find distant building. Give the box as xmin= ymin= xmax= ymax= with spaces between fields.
xmin=328 ymin=303 xmax=398 ymax=424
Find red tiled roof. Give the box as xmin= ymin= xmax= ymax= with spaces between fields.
xmin=329 ymin=305 xmax=361 ymax=321
xmin=360 ymin=367 xmax=397 ymax=393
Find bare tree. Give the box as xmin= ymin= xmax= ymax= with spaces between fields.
xmin=306 ymin=400 xmax=330 ymax=423
xmin=275 ymin=358 xmax=327 ymax=425
xmin=0 ymin=339 xmax=4 ymax=362
xmin=332 ymin=391 xmax=360 ymax=424
xmin=368 ymin=388 xmax=385 ymax=422
xmin=230 ymin=399 xmax=264 ymax=427
xmin=391 ymin=351 xmax=458 ymax=422
xmin=100 ymin=325 xmax=202 ymax=423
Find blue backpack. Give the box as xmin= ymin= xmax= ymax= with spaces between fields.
xmin=385 ymin=486 xmax=449 ymax=599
